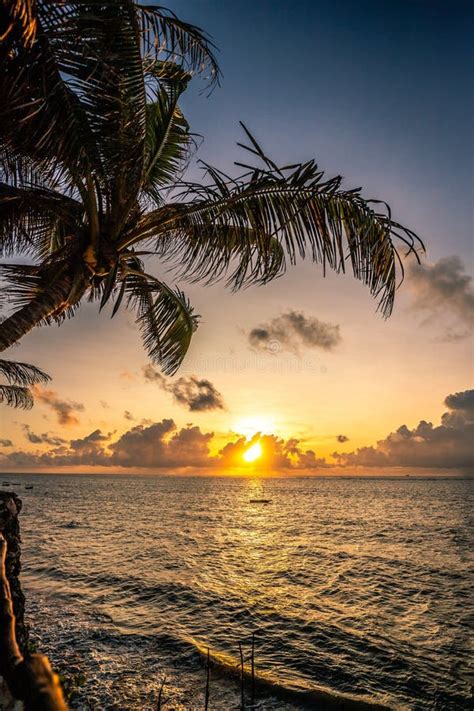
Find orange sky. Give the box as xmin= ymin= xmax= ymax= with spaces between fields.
xmin=1 ymin=1 xmax=472 ymax=475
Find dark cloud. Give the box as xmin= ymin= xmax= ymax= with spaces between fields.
xmin=0 ymin=419 xmax=329 ymax=471
xmin=442 ymin=389 xmax=474 ymax=428
xmin=32 ymin=386 xmax=84 ymax=426
xmin=143 ymin=366 xmax=225 ymax=412
xmin=109 ymin=420 xmax=213 ymax=468
xmin=336 ymin=434 xmax=349 ymax=443
xmin=334 ymin=389 xmax=474 ymax=471
xmin=2 ymin=429 xmax=112 ymax=468
xmin=4 ymin=390 xmax=472 ymax=473
xmin=248 ymin=311 xmax=341 ymax=355
xmin=444 ymin=390 xmax=474 ymax=417
xmin=0 ymin=439 xmax=12 ymax=447
xmin=408 ymin=256 xmax=474 ymax=329
xmin=70 ymin=429 xmax=110 ymax=449
xmin=124 ymin=410 xmax=135 ymax=421
xmin=22 ymin=425 xmax=66 ymax=446
xmin=66 ymin=429 xmax=112 ymax=464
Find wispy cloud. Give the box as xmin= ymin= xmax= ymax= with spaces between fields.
xmin=22 ymin=424 xmax=66 ymax=446
xmin=248 ymin=311 xmax=341 ymax=355
xmin=32 ymin=386 xmax=85 ymax=426
xmin=408 ymin=256 xmax=474 ymax=334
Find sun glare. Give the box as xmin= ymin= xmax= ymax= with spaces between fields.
xmin=234 ymin=415 xmax=275 ymax=437
xmin=243 ymin=442 xmax=263 ymax=463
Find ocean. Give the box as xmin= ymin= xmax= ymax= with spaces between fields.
xmin=6 ymin=474 xmax=473 ymax=710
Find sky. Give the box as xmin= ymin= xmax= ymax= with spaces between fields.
xmin=1 ymin=0 xmax=473 ymax=474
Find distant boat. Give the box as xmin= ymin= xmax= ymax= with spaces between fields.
xmin=249 ymin=484 xmax=271 ymax=504
xmin=25 ymin=485 xmax=33 ymax=490
xmin=2 ymin=481 xmax=9 ymax=486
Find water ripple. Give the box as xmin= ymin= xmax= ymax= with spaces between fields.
xmin=14 ymin=475 xmax=474 ymax=710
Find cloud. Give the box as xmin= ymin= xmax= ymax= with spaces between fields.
xmin=109 ymin=420 xmax=214 ymax=468
xmin=248 ymin=311 xmax=341 ymax=355
xmin=334 ymin=389 xmax=474 ymax=471
xmin=433 ymin=328 xmax=470 ymax=344
xmin=442 ymin=389 xmax=474 ymax=427
xmin=336 ymin=434 xmax=349 ymax=443
xmin=124 ymin=410 xmax=135 ymax=421
xmin=143 ymin=366 xmax=225 ymax=412
xmin=119 ymin=370 xmax=136 ymax=381
xmin=408 ymin=256 xmax=474 ymax=331
xmin=3 ymin=390 xmax=472 ymax=473
xmin=66 ymin=429 xmax=112 ymax=465
xmin=2 ymin=429 xmax=112 ymax=468
xmin=444 ymin=389 xmax=474 ymax=417
xmin=32 ymin=386 xmax=85 ymax=426
xmin=0 ymin=439 xmax=12 ymax=447
xmin=70 ymin=429 xmax=111 ymax=449
xmin=22 ymin=425 xmax=66 ymax=446
xmin=0 ymin=419 xmax=329 ymax=472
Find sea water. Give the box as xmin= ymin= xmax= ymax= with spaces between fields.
xmin=7 ymin=475 xmax=472 ymax=709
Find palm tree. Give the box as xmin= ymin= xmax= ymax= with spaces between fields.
xmin=0 ymin=1 xmax=424 ymax=376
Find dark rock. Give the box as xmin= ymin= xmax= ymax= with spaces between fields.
xmin=0 ymin=492 xmax=29 ymax=654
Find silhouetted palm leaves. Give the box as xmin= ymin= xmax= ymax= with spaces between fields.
xmin=0 ymin=1 xmax=424 ymax=376
xmin=0 ymin=357 xmax=50 ymax=408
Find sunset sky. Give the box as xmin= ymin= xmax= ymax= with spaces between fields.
xmin=1 ymin=0 xmax=472 ymax=474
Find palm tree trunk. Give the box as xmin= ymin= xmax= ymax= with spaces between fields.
xmin=0 ymin=278 xmax=73 ymax=353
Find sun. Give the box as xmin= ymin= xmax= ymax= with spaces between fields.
xmin=243 ymin=441 xmax=263 ymax=463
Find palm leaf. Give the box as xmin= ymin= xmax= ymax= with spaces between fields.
xmin=137 ymin=4 xmax=220 ymax=89
xmin=0 ymin=358 xmax=50 ymax=386
xmin=0 ymin=182 xmax=83 ymax=257
xmin=123 ymin=127 xmax=423 ymax=314
xmin=0 ymin=384 xmax=34 ymax=409
xmin=42 ymin=1 xmax=147 ymax=220
xmin=125 ymin=271 xmax=199 ymax=375
xmin=0 ymin=8 xmax=103 ymax=196
xmin=141 ymin=79 xmax=192 ymax=205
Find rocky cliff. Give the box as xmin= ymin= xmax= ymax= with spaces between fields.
xmin=0 ymin=492 xmax=28 ymax=653
xmin=0 ymin=491 xmax=28 ymax=710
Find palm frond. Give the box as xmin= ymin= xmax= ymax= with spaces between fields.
xmin=125 ymin=271 xmax=199 ymax=375
xmin=0 ymin=358 xmax=50 ymax=386
xmin=137 ymin=4 xmax=220 ymax=90
xmin=0 ymin=182 xmax=83 ymax=257
xmin=0 ymin=9 xmax=104 ymax=196
xmin=123 ymin=126 xmax=423 ymax=314
xmin=141 ymin=78 xmax=192 ymax=204
xmin=0 ymin=384 xmax=33 ymax=409
xmin=41 ymin=2 xmax=148 ymax=221
xmin=0 ymin=263 xmax=82 ymax=351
